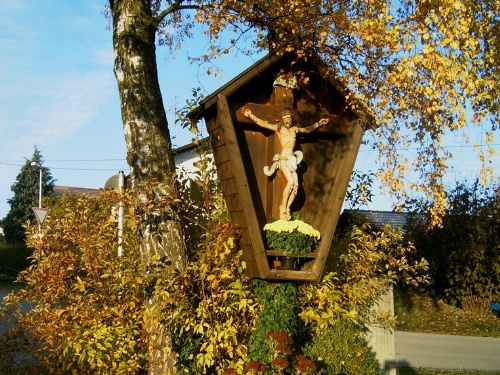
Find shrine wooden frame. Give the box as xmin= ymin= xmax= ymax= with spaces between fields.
xmin=193 ymin=52 xmax=372 ymax=282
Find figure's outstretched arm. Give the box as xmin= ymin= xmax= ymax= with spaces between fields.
xmin=298 ymin=118 xmax=329 ymax=133
xmin=243 ymin=109 xmax=277 ymax=131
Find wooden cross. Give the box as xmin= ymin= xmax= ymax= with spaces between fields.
xmin=233 ymin=74 xmax=350 ymax=136
xmin=230 ymin=75 xmax=350 ymax=220
xmin=234 ymin=103 xmax=349 ymax=137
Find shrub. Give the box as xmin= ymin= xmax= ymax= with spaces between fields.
xmin=0 ymin=244 xmax=33 ymax=279
xmin=299 ymin=222 xmax=429 ymax=330
xmin=152 ymin=221 xmax=257 ymax=375
xmin=1 ymin=190 xmax=147 ymax=374
xmin=303 ymin=319 xmax=379 ymax=375
xmin=406 ymin=179 xmax=500 ymax=312
xmin=249 ymin=281 xmax=299 ymax=364
xmin=1 ymin=135 xmax=260 ymax=375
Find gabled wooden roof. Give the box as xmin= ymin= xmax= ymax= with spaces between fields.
xmin=191 ymin=52 xmax=375 ymax=128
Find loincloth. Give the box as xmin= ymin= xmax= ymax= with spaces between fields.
xmin=263 ymin=151 xmax=303 ymax=176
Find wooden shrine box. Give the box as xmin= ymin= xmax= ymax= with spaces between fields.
xmin=190 ymin=52 xmax=374 ymax=282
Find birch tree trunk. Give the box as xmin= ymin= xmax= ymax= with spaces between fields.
xmin=109 ymin=0 xmax=188 ymax=373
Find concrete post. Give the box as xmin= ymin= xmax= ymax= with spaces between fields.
xmin=364 ymin=284 xmax=397 ymax=375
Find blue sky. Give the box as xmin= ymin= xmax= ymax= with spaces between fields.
xmin=0 ymin=0 xmax=262 ymax=218
xmin=1 ymin=0 xmax=498 ymax=219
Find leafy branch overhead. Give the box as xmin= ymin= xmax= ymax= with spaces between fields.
xmin=100 ymin=0 xmax=498 ymax=372
xmin=108 ymin=0 xmax=498 ymax=218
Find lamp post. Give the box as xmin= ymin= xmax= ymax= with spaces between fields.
xmin=118 ymin=170 xmax=125 ymax=258
xmin=31 ymin=161 xmax=42 ymax=209
xmin=31 ymin=161 xmax=43 ymax=263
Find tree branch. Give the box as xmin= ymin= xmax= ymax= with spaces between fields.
xmin=153 ymin=1 xmax=200 ymax=29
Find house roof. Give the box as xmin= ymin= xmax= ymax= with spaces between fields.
xmin=345 ymin=209 xmax=426 ymax=231
xmin=173 ymin=141 xmax=199 ymax=155
xmin=53 ymin=185 xmax=100 ymax=197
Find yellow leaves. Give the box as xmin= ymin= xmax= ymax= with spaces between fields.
xmin=194 ymin=322 xmax=211 ymax=334
xmin=422 ymin=44 xmax=435 ymax=54
xmin=449 ymin=40 xmax=460 ymax=49
xmin=2 ymin=187 xmax=147 ymax=373
xmin=478 ymin=151 xmax=486 ymax=163
xmin=144 ymin=212 xmax=255 ymax=373
xmin=197 ymin=343 xmax=215 ymax=367
xmin=453 ymin=0 xmax=464 ymax=10
xmin=210 ymin=277 xmax=220 ymax=289
xmin=229 ymin=279 xmax=243 ymax=291
xmin=107 ymin=214 xmax=116 ymax=224
xmin=299 ymin=224 xmax=430 ymax=331
xmin=344 ymin=310 xmax=359 ymax=320
xmin=237 ymin=297 xmax=251 ymax=311
xmin=75 ymin=276 xmax=85 ymax=292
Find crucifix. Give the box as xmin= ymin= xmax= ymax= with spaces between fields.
xmin=236 ymin=72 xmax=350 ymax=221
xmin=243 ymin=108 xmax=328 ymax=220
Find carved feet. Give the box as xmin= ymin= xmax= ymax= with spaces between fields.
xmin=279 ymin=205 xmax=291 ymax=221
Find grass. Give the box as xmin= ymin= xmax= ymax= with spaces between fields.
xmin=394 ymin=287 xmax=500 ymax=338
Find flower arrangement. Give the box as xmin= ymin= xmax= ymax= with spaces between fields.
xmin=264 ymin=219 xmax=320 ymax=257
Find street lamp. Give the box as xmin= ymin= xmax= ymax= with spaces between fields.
xmin=30 ymin=161 xmax=45 ymax=263
xmin=31 ymin=161 xmax=42 ymax=209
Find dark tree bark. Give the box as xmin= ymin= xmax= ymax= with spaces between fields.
xmin=109 ymin=0 xmax=188 ymax=372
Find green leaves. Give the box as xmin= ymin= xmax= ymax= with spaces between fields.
xmin=249 ymin=280 xmax=299 ymax=364
xmin=407 ymin=179 xmax=500 ymax=312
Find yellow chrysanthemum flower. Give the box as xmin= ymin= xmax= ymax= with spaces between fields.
xmin=264 ymin=220 xmax=321 ymax=240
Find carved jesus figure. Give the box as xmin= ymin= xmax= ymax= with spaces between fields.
xmin=243 ymin=108 xmax=329 ymax=220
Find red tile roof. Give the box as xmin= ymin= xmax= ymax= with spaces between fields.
xmin=53 ymin=185 xmax=100 ymax=197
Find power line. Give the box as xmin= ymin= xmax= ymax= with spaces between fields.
xmin=0 ymin=162 xmax=127 ymax=171
xmin=46 ymin=158 xmax=125 ymax=162
xmin=1 ymin=142 xmax=498 ymax=169
xmin=0 ymin=162 xmax=24 ymax=167
xmin=47 ymin=167 xmax=128 ymax=171
xmin=359 ymin=143 xmax=500 ymax=152
xmin=0 ymin=158 xmax=125 ymax=163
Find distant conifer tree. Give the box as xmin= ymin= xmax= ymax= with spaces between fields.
xmin=4 ymin=147 xmax=55 ymax=244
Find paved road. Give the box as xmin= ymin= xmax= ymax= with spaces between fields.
xmin=396 ymin=331 xmax=500 ymax=372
